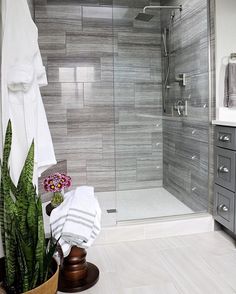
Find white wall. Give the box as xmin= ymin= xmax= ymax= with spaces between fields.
xmin=215 ymin=0 xmax=236 ymax=121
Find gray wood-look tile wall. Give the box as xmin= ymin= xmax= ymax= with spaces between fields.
xmin=161 ymin=0 xmax=210 ymax=212
xmin=35 ymin=0 xmax=163 ymax=192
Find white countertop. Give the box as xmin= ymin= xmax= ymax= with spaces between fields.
xmin=212 ymin=120 xmax=236 ymax=127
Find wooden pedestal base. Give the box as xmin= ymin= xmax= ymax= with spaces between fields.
xmin=58 ymin=262 xmax=99 ymax=292
xmin=58 ymin=246 xmax=99 ymax=293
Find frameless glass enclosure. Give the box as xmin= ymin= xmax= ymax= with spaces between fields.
xmin=113 ymin=0 xmax=210 ymax=222
xmin=35 ymin=0 xmax=211 ymax=225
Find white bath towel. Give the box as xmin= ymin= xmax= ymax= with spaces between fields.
xmin=50 ymin=186 xmax=101 ymax=257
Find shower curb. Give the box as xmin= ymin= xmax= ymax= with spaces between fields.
xmin=94 ymin=213 xmax=214 ymax=245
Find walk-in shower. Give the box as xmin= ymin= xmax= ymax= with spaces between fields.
xmin=35 ymin=0 xmax=211 ymax=226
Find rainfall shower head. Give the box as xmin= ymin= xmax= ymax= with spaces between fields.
xmin=134 ymin=5 xmax=182 ymax=22
xmin=135 ymin=12 xmax=154 ymax=21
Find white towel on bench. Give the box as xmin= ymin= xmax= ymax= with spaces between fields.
xmin=50 ymin=186 xmax=101 ymax=257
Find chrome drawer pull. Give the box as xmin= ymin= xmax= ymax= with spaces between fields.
xmin=218 ymin=166 xmax=229 ymax=173
xmin=218 ymin=204 xmax=229 ymax=212
xmin=219 ymin=135 xmax=230 ymax=142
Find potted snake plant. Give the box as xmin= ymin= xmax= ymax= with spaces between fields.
xmin=0 ymin=120 xmax=59 ymax=294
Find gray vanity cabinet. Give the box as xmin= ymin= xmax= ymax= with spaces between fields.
xmin=215 ymin=147 xmax=236 ymax=191
xmin=214 ymin=126 xmax=236 ymax=233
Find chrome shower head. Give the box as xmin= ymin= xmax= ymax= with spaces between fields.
xmin=135 ymin=12 xmax=154 ymax=22
xmin=135 ymin=5 xmax=182 ymax=22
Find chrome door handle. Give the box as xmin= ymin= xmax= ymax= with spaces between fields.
xmin=219 ymin=135 xmax=230 ymax=142
xmin=218 ymin=166 xmax=229 ymax=173
xmin=218 ymin=204 xmax=229 ymax=212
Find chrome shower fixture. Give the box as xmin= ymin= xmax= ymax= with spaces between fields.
xmin=162 ymin=28 xmax=168 ymax=57
xmin=135 ymin=5 xmax=182 ymax=22
xmin=135 ymin=12 xmax=155 ymax=21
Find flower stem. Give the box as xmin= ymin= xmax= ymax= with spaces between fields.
xmin=51 ymin=191 xmax=64 ymax=208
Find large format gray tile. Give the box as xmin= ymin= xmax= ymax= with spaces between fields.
xmin=161 ymin=0 xmax=210 ymax=212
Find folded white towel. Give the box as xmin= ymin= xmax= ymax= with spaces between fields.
xmin=50 ymin=186 xmax=101 ymax=257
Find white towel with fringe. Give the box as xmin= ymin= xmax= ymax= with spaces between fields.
xmin=50 ymin=186 xmax=101 ymax=257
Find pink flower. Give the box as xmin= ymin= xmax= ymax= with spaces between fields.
xmin=43 ymin=172 xmax=72 ymax=192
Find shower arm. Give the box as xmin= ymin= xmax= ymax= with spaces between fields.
xmin=143 ymin=5 xmax=182 ymax=13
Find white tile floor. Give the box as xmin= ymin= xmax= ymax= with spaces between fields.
xmin=59 ymin=231 xmax=236 ymax=294
xmin=96 ymin=188 xmax=193 ymax=226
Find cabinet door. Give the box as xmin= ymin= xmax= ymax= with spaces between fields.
xmin=215 ymin=147 xmax=236 ymax=191
xmin=214 ymin=184 xmax=235 ymax=231
xmin=215 ymin=126 xmax=236 ymax=150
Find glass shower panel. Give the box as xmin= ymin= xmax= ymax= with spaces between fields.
xmin=113 ymin=0 xmax=165 ymax=222
xmin=113 ymin=0 xmax=210 ymax=222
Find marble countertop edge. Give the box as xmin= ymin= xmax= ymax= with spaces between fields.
xmin=212 ymin=120 xmax=236 ymax=127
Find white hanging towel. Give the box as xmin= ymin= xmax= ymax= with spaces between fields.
xmin=1 ymin=0 xmax=56 ymax=185
xmin=50 ymin=186 xmax=101 ymax=257
xmin=224 ymin=58 xmax=236 ymax=108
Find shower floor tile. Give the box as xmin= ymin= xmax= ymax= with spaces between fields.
xmin=116 ymin=188 xmax=193 ymax=221
xmin=96 ymin=188 xmax=193 ymax=226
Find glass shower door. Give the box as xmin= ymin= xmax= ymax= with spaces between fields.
xmin=113 ymin=0 xmax=210 ymax=222
xmin=113 ymin=1 xmax=165 ymax=222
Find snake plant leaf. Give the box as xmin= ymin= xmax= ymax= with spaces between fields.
xmin=15 ymin=229 xmax=30 ymax=292
xmin=35 ymin=196 xmax=45 ymax=283
xmin=0 ymin=120 xmax=13 ymax=250
xmin=44 ymin=237 xmax=59 ymax=282
xmin=9 ymin=175 xmax=17 ymax=199
xmin=2 ymin=120 xmax=12 ymax=169
xmin=3 ymin=192 xmax=16 ymax=288
xmin=16 ymin=141 xmax=35 ymax=242
xmin=16 ymin=223 xmax=34 ymax=287
xmin=17 ymin=140 xmax=34 ymax=194
xmin=32 ymin=261 xmax=40 ymax=289
xmin=27 ymin=184 xmax=38 ymax=250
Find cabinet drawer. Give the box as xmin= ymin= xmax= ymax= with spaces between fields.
xmin=215 ymin=147 xmax=236 ymax=191
xmin=215 ymin=126 xmax=236 ymax=150
xmin=214 ymin=185 xmax=235 ymax=231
